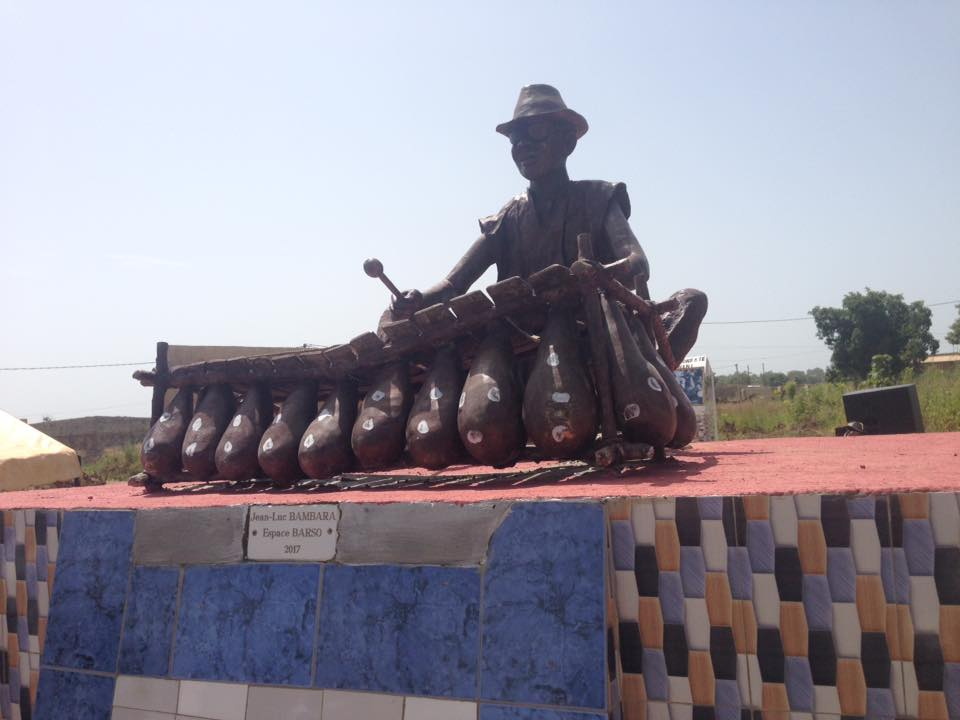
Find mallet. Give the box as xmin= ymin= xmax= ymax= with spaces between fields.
xmin=363 ymin=258 xmax=422 ymax=305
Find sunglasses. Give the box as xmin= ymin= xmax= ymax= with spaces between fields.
xmin=508 ymin=121 xmax=557 ymax=146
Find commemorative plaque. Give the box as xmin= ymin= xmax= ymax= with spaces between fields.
xmin=246 ymin=504 xmax=340 ymax=561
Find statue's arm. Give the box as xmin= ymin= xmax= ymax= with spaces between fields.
xmin=603 ymin=201 xmax=650 ymax=297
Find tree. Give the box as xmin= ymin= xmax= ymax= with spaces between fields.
xmin=811 ymin=289 xmax=939 ymax=381
xmin=947 ymin=304 xmax=960 ymax=348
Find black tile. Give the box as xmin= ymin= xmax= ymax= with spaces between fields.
xmin=14 ymin=544 xmax=25 ymax=578
xmin=19 ymin=687 xmax=31 ymax=720
xmin=27 ymin=597 xmax=38 ymax=635
xmin=874 ymin=497 xmax=891 ymax=548
xmin=774 ymin=547 xmax=803 ymax=601
xmin=822 ymin=495 xmax=851 ymax=547
xmin=663 ymin=622 xmax=688 ymax=676
xmin=710 ymin=626 xmax=737 ymax=680
xmin=740 ymin=711 xmax=751 ymax=720
xmin=914 ymin=633 xmax=944 ymax=691
xmin=676 ymin=497 xmax=701 ymax=546
xmin=723 ymin=497 xmax=747 ymax=546
xmin=634 ymin=545 xmax=659 ymax=597
xmin=693 ymin=707 xmax=716 ymax=720
xmin=619 ymin=622 xmax=643 ymax=674
xmin=5 ymin=597 xmax=16 ymax=633
xmin=889 ymin=495 xmax=903 ymax=547
xmin=861 ymin=632 xmax=891 ymax=688
xmin=0 ymin=648 xmax=8 ymax=684
xmin=808 ymin=629 xmax=837 ymax=685
xmin=934 ymin=547 xmax=960 ymax=604
xmin=756 ymin=627 xmax=785 ymax=683
xmin=607 ymin=626 xmax=616 ymax=680
xmin=35 ymin=512 xmax=46 ymax=545
xmin=840 ymin=716 xmax=865 ymax=720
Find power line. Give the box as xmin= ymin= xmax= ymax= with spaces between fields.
xmin=702 ymin=299 xmax=959 ymax=325
xmin=0 ymin=361 xmax=152 ymax=372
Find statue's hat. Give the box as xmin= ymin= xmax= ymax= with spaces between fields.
xmin=496 ymin=84 xmax=589 ymax=139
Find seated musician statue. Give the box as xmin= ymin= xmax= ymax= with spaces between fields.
xmin=385 ymin=83 xmax=707 ymax=366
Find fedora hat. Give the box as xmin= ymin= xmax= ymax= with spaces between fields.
xmin=496 ymin=84 xmax=589 ymax=139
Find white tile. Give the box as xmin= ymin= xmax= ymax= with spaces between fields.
xmin=668 ymin=703 xmax=692 ymax=720
xmin=19 ymin=652 xmax=29 ymax=673
xmin=737 ymin=654 xmax=752 ymax=710
xmin=631 ymin=500 xmax=656 ymax=545
xmin=4 ymin=561 xmax=16 ymax=594
xmin=746 ymin=654 xmax=762 ymax=708
xmin=245 ymin=686 xmax=323 ymax=720
xmin=402 ymin=697 xmax=475 ymax=720
xmin=29 ymin=637 xmax=39 ymax=654
xmin=901 ymin=660 xmax=919 ymax=718
xmin=813 ymin=684 xmax=841 ymax=714
xmin=752 ymin=573 xmax=780 ymax=628
xmin=795 ymin=494 xmax=821 ymax=519
xmin=47 ymin=526 xmax=59 ymax=562
xmin=790 ymin=714 xmax=813 ymax=720
xmin=832 ymin=603 xmax=861 ymax=658
xmin=770 ymin=496 xmax=798 ymax=546
xmin=15 ymin=511 xmax=25 ymax=543
xmin=850 ymin=519 xmax=882 ymax=574
xmin=701 ymin=520 xmax=727 ymax=571
xmin=615 ymin=569 xmax=640 ymax=622
xmin=28 ymin=652 xmax=39 ymax=671
xmin=112 ymin=710 xmax=176 ymax=720
xmin=25 ymin=510 xmax=35 ymax=526
xmin=910 ymin=576 xmax=940 ymax=633
xmin=38 ymin=581 xmax=49 ymax=616
xmin=114 ymin=676 xmax=180 ymax=713
xmin=668 ymin=675 xmax=691 ymax=704
xmin=646 ymin=701 xmax=670 ymax=720
xmin=654 ymin=497 xmax=676 ymax=520
xmin=177 ymin=680 xmax=246 ymax=720
xmin=930 ymin=492 xmax=960 ymax=547
xmin=322 ymin=691 xmax=402 ymax=720
xmin=684 ymin=598 xmax=710 ymax=650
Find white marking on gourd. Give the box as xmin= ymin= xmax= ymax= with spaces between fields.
xmin=467 ymin=430 xmax=483 ymax=444
xmin=487 ymin=386 xmax=501 ymax=402
xmin=273 ymin=413 xmax=282 ymax=425
xmin=552 ymin=392 xmax=571 ymax=404
xmin=417 ymin=420 xmax=430 ymax=434
xmin=232 ymin=415 xmax=242 ymax=428
xmin=262 ymin=437 xmax=274 ymax=452
xmin=159 ymin=413 xmax=170 ymax=423
xmin=223 ymin=441 xmax=233 ymax=453
xmin=371 ymin=390 xmax=385 ymax=402
xmin=624 ymin=403 xmax=641 ymax=420
xmin=551 ymin=425 xmax=569 ymax=443
xmin=145 ymin=437 xmax=155 ymax=450
xmin=429 ymin=387 xmax=443 ymax=401
xmin=362 ymin=418 xmax=374 ymax=431
xmin=459 ymin=392 xmax=466 ymax=408
xmin=318 ymin=411 xmax=332 ymax=422
xmin=303 ymin=434 xmax=315 ymax=448
xmin=192 ymin=417 xmax=202 ymax=431
xmin=185 ymin=442 xmax=197 ymax=457
xmin=647 ymin=377 xmax=662 ymax=392
xmin=547 ymin=349 xmax=560 ymax=367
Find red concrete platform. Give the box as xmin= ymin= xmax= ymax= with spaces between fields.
xmin=2 ymin=433 xmax=958 ymax=510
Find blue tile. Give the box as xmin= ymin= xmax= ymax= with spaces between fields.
xmin=173 ymin=564 xmax=318 ymax=685
xmin=903 ymin=519 xmax=935 ymax=576
xmin=315 ymin=564 xmax=480 ymax=698
xmin=803 ymin=575 xmax=833 ymax=630
xmin=785 ymin=656 xmax=813 ymax=711
xmin=746 ymin=520 xmax=774 ymax=572
xmin=698 ymin=496 xmax=723 ymax=520
xmin=867 ymin=687 xmax=896 ymax=719
xmin=659 ymin=571 xmax=684 ymax=623
xmin=480 ymin=503 xmax=605 ymax=710
xmin=641 ymin=648 xmax=668 ymax=700
xmin=714 ymin=678 xmax=741 ymax=720
xmin=727 ymin=547 xmax=752 ymax=600
xmin=118 ymin=566 xmax=179 ymax=676
xmin=480 ymin=706 xmax=606 ymax=720
xmin=848 ymin=496 xmax=876 ymax=518
xmin=610 ymin=520 xmax=635 ymax=571
xmin=945 ymin=662 xmax=960 ymax=719
xmin=42 ymin=511 xmax=134 ymax=671
xmin=680 ymin=547 xmax=705 ymax=598
xmin=827 ymin=547 xmax=856 ymax=602
xmin=34 ymin=669 xmax=114 ymax=720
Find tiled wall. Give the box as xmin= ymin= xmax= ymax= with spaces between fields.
xmin=6 ymin=492 xmax=959 ymax=719
xmin=608 ymin=493 xmax=960 ymax=720
xmin=0 ymin=510 xmax=59 ymax=720
xmin=26 ymin=502 xmax=608 ymax=720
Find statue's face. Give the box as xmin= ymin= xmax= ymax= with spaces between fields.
xmin=509 ymin=119 xmax=576 ymax=181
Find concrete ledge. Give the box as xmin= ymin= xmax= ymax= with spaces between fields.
xmin=133 ymin=506 xmax=246 ymax=565
xmin=336 ymin=502 xmax=510 ymax=566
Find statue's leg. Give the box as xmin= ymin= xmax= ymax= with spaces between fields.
xmin=660 ymin=289 xmax=708 ymax=366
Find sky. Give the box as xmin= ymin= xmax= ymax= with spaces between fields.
xmin=1 ymin=1 xmax=958 ymax=422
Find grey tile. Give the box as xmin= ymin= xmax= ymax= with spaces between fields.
xmin=134 ymin=508 xmax=245 ymax=565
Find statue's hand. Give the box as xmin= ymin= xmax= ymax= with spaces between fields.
xmin=390 ymin=289 xmax=424 ymax=319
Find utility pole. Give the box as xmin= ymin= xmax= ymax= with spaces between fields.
xmin=735 ymin=363 xmax=741 ymax=402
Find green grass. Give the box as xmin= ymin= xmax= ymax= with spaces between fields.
xmin=82 ymin=442 xmax=142 ymax=483
xmin=718 ymin=366 xmax=960 ymax=439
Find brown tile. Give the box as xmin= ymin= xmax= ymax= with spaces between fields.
xmin=0 ymin=578 xmax=5 ymax=600
xmin=887 ymin=604 xmax=914 ymax=661
xmin=7 ymin=635 xmax=18 ymax=666
xmin=38 ymin=617 xmax=47 ymax=651
xmin=898 ymin=493 xmax=929 ymax=519
xmin=761 ymin=682 xmax=789 ymax=713
xmin=918 ymin=690 xmax=949 ymax=720
xmin=26 ymin=529 xmax=36 ymax=564
xmin=779 ymin=601 xmax=808 ymax=656
xmin=797 ymin=519 xmax=827 ymax=574
xmin=940 ymin=606 xmax=960 ymax=662
xmin=689 ymin=650 xmax=715 ymax=705
xmin=706 ymin=572 xmax=733 ymax=627
xmin=608 ymin=500 xmax=632 ymax=521
xmin=621 ymin=673 xmax=646 ymax=720
xmin=837 ymin=658 xmax=867 ymax=716
xmin=856 ymin=575 xmax=887 ymax=632
xmin=29 ymin=669 xmax=38 ymax=706
xmin=654 ymin=521 xmax=680 ymax=571
xmin=733 ymin=599 xmax=757 ymax=654
xmin=743 ymin=495 xmax=770 ymax=520
xmin=16 ymin=581 xmax=26 ymax=617
xmin=638 ymin=597 xmax=663 ymax=649
xmin=48 ymin=563 xmax=55 ymax=593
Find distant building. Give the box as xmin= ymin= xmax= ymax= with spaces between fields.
xmin=923 ymin=353 xmax=960 ymax=369
xmin=675 ymin=355 xmax=718 ymax=441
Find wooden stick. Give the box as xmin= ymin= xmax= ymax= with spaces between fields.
xmin=150 ymin=341 xmax=169 ymax=424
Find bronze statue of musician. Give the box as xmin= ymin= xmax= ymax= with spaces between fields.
xmin=385 ymin=84 xmax=707 ymax=366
